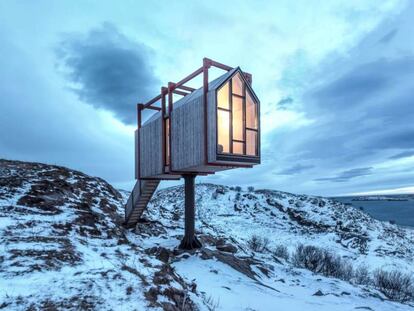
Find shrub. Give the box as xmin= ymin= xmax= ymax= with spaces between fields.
xmin=235 ymin=186 xmax=242 ymax=192
xmin=389 ymin=220 xmax=396 ymax=225
xmin=248 ymin=186 xmax=255 ymax=192
xmin=247 ymin=235 xmax=270 ymax=253
xmin=354 ymin=264 xmax=371 ymax=285
xmin=292 ymin=244 xmax=353 ymax=281
xmin=292 ymin=244 xmax=324 ymax=272
xmin=373 ymin=269 xmax=413 ymax=302
xmin=274 ymin=244 xmax=289 ymax=261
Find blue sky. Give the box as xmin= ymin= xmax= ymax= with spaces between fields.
xmin=0 ymin=0 xmax=413 ymax=196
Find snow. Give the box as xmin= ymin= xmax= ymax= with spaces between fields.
xmin=1 ymin=160 xmax=414 ymax=310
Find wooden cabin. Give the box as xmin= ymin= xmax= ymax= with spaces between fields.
xmin=125 ymin=58 xmax=261 ymax=228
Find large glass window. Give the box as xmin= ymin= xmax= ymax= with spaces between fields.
xmin=232 ymin=73 xmax=243 ymax=96
xmin=217 ymin=72 xmax=258 ymax=157
xmin=246 ymin=91 xmax=257 ymax=129
xmin=217 ymin=82 xmax=229 ymax=109
xmin=217 ymin=109 xmax=230 ymax=153
xmin=232 ymin=96 xmax=243 ymax=141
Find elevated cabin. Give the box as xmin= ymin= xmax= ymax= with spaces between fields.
xmin=125 ymin=58 xmax=261 ymax=233
xmin=137 ymin=67 xmax=260 ymax=179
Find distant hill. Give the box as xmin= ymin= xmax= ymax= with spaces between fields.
xmin=1 ymin=159 xmax=413 ymax=310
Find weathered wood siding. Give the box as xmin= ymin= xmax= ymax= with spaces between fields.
xmin=207 ymin=90 xmax=217 ymax=163
xmin=171 ymin=95 xmax=205 ymax=171
xmin=135 ymin=130 xmax=139 ymax=179
xmin=139 ymin=116 xmax=163 ymax=178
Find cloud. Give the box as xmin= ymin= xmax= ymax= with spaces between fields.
xmin=378 ymin=28 xmax=398 ymax=44
xmin=314 ymin=167 xmax=373 ymax=183
xmin=274 ymin=164 xmax=314 ymax=175
xmin=389 ymin=150 xmax=414 ymax=160
xmin=308 ymin=57 xmax=414 ymax=112
xmin=0 ymin=31 xmax=134 ymax=186
xmin=276 ymin=97 xmax=294 ymax=110
xmin=56 ymin=23 xmax=159 ymax=125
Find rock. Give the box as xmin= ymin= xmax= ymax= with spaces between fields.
xmin=145 ymin=246 xmax=171 ymax=263
xmin=216 ymin=243 xmax=238 ymax=253
xmin=313 ymin=290 xmax=324 ymax=296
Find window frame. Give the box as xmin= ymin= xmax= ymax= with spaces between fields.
xmin=215 ymin=71 xmax=260 ymax=161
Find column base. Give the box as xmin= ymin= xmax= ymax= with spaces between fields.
xmin=179 ymin=235 xmax=202 ymax=250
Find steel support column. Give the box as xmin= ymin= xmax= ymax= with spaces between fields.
xmin=179 ymin=174 xmax=202 ymax=250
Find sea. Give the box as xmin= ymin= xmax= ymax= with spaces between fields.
xmin=332 ymin=196 xmax=414 ymax=229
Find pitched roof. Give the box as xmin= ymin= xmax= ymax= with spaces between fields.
xmin=143 ymin=67 xmax=257 ymax=125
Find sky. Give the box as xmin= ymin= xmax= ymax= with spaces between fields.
xmin=0 ymin=0 xmax=413 ymax=196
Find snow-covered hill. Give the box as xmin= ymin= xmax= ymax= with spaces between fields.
xmin=1 ymin=159 xmax=413 ymax=310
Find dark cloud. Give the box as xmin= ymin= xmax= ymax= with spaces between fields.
xmin=388 ymin=150 xmax=414 ymax=160
xmin=0 ymin=34 xmax=134 ymax=186
xmin=378 ymin=28 xmax=398 ymax=44
xmin=276 ymin=97 xmax=293 ymax=110
xmin=309 ymin=57 xmax=414 ymax=112
xmin=314 ymin=167 xmax=373 ymax=183
xmin=57 ymin=23 xmax=159 ymax=124
xmin=274 ymin=164 xmax=314 ymax=175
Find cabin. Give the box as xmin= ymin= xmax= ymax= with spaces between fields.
xmin=125 ymin=58 xmax=261 ymax=249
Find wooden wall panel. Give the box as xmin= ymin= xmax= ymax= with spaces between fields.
xmin=207 ymin=90 xmax=217 ymax=163
xmin=171 ymin=95 xmax=205 ymax=171
xmin=139 ymin=116 xmax=163 ymax=178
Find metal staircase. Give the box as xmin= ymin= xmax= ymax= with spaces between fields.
xmin=124 ymin=179 xmax=160 ymax=228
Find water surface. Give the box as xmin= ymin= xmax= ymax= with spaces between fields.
xmin=333 ymin=197 xmax=414 ymax=228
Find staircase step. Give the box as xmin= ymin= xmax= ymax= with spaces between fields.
xmin=124 ymin=179 xmax=160 ymax=226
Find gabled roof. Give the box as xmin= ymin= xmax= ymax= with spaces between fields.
xmin=143 ymin=67 xmax=258 ymax=124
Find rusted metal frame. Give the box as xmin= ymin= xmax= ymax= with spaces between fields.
xmin=176 ymin=85 xmax=196 ymax=92
xmin=161 ymin=86 xmax=168 ymax=174
xmin=137 ymin=103 xmax=144 ymax=180
xmin=203 ymin=58 xmax=210 ymax=165
xmin=206 ymin=57 xmax=233 ymax=71
xmin=175 ymin=67 xmax=204 ymax=88
xmin=167 ymin=82 xmax=176 ymax=174
xmin=243 ymin=73 xmax=252 ymax=85
xmin=173 ymin=89 xmax=190 ymax=97
xmin=146 ymin=106 xmax=161 ymax=111
xmin=144 ymin=94 xmax=162 ymax=109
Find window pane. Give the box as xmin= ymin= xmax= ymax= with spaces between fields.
xmin=217 ymin=109 xmax=230 ymax=153
xmin=232 ymin=73 xmax=243 ymax=96
xmin=246 ymin=90 xmax=257 ymax=129
xmin=246 ymin=130 xmax=257 ymax=156
xmin=232 ymin=96 xmax=243 ymax=141
xmin=233 ymin=142 xmax=244 ymax=155
xmin=217 ymin=82 xmax=229 ymax=109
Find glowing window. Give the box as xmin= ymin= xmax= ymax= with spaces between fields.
xmin=216 ymin=71 xmax=258 ymax=157
xmin=246 ymin=130 xmax=257 ymax=156
xmin=232 ymin=96 xmax=243 ymax=141
xmin=217 ymin=109 xmax=230 ymax=153
xmin=233 ymin=142 xmax=244 ymax=154
xmin=246 ymin=90 xmax=257 ymax=129
xmin=232 ymin=73 xmax=243 ymax=96
xmin=217 ymin=82 xmax=229 ymax=109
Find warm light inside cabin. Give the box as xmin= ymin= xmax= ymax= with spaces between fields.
xmin=217 ymin=109 xmax=230 ymax=153
xmin=217 ymin=73 xmax=258 ymax=157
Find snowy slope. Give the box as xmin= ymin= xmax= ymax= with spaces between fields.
xmin=1 ymin=160 xmax=413 ymax=310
